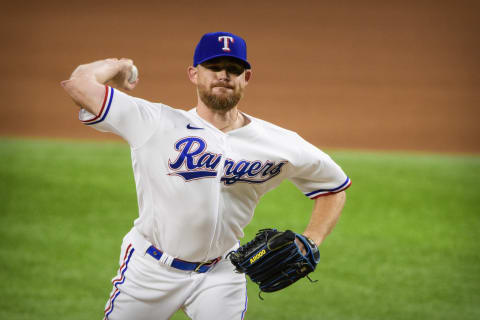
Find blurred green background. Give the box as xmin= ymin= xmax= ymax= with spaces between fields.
xmin=1 ymin=138 xmax=479 ymax=319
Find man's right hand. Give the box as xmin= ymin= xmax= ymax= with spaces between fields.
xmin=107 ymin=58 xmax=139 ymax=91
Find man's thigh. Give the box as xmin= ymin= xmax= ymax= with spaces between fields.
xmin=183 ymin=260 xmax=248 ymax=320
xmin=103 ymin=242 xmax=194 ymax=320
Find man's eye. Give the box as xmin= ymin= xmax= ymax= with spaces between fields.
xmin=208 ymin=66 xmax=221 ymax=71
xmin=225 ymin=66 xmax=244 ymax=75
xmin=206 ymin=65 xmax=244 ymax=75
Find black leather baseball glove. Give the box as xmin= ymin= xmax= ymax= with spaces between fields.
xmin=228 ymin=228 xmax=320 ymax=294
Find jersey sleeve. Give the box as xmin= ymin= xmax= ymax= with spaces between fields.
xmin=78 ymin=85 xmax=162 ymax=148
xmin=288 ymin=134 xmax=351 ymax=199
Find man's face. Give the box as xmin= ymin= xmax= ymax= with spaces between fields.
xmin=192 ymin=57 xmax=251 ymax=112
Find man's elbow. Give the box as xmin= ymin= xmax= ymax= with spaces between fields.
xmin=61 ymin=77 xmax=88 ymax=106
xmin=60 ymin=74 xmax=103 ymax=113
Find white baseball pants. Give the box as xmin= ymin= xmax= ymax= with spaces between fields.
xmin=103 ymin=228 xmax=248 ymax=320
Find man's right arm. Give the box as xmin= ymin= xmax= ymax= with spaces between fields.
xmin=61 ymin=58 xmax=138 ymax=115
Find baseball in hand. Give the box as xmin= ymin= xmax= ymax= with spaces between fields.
xmin=128 ymin=65 xmax=139 ymax=83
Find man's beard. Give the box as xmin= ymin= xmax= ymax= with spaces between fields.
xmin=198 ymin=84 xmax=242 ymax=111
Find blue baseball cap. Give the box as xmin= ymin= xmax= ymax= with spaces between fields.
xmin=193 ymin=32 xmax=251 ymax=69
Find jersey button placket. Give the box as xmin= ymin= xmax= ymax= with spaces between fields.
xmin=203 ymin=133 xmax=227 ymax=259
xmin=213 ymin=135 xmax=228 ymax=253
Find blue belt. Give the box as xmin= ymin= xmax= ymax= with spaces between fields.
xmin=146 ymin=245 xmax=221 ymax=273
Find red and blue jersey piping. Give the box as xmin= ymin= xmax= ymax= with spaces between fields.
xmin=305 ymin=177 xmax=352 ymax=199
xmin=81 ymin=85 xmax=114 ymax=125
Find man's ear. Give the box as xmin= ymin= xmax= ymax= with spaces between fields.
xmin=187 ymin=66 xmax=198 ymax=84
xmin=244 ymin=69 xmax=252 ymax=84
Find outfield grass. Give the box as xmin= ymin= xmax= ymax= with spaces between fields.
xmin=1 ymin=138 xmax=479 ymax=320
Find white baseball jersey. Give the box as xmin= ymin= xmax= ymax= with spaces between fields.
xmin=80 ymin=86 xmax=351 ymax=262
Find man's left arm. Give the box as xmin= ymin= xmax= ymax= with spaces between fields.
xmin=296 ymin=191 xmax=346 ymax=252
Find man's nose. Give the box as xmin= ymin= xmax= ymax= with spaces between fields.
xmin=216 ymin=69 xmax=230 ymax=80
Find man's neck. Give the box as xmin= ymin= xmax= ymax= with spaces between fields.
xmin=196 ymin=102 xmax=246 ymax=133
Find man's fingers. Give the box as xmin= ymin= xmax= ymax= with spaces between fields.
xmin=295 ymin=238 xmax=307 ymax=256
xmin=124 ymin=78 xmax=139 ymax=91
xmin=119 ymin=58 xmax=134 ymax=70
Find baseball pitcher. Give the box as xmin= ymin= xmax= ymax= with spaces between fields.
xmin=61 ymin=31 xmax=351 ymax=320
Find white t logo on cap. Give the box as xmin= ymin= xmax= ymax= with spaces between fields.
xmin=218 ymin=36 xmax=234 ymax=52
